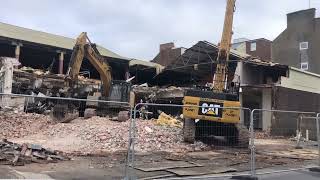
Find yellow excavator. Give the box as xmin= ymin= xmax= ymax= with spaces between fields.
xmin=65 ymin=32 xmax=112 ymax=97
xmin=52 ymin=32 xmax=114 ymax=122
xmin=182 ymin=0 xmax=249 ymax=147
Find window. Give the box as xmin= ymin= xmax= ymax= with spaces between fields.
xmin=299 ymin=42 xmax=308 ymax=50
xmin=250 ymin=42 xmax=256 ymax=51
xmin=300 ymin=62 xmax=308 ymax=70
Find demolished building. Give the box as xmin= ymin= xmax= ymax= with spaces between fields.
xmin=0 ymin=22 xmax=319 ymax=139
xmin=0 ymin=22 xmax=135 ymax=116
xmin=134 ymin=40 xmax=320 ymax=140
xmin=0 ymin=22 xmax=130 ymax=79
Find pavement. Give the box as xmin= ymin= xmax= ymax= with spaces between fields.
xmin=256 ymin=169 xmax=320 ymax=180
xmin=1 ymin=164 xmax=320 ymax=180
xmin=145 ymin=169 xmax=320 ymax=180
xmin=0 ymin=152 xmax=318 ymax=180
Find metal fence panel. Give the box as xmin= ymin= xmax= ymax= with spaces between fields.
xmin=250 ymin=109 xmax=320 ymax=177
xmin=317 ymin=113 xmax=320 ymax=167
xmin=126 ymin=103 xmax=253 ymax=179
xmin=0 ymin=93 xmax=131 ymax=179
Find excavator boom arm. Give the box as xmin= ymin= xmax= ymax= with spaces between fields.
xmin=213 ymin=0 xmax=236 ymax=92
xmin=219 ymin=0 xmax=235 ymax=56
xmin=67 ymin=32 xmax=86 ymax=80
xmin=66 ymin=32 xmax=111 ymax=96
xmin=84 ymin=44 xmax=112 ymax=96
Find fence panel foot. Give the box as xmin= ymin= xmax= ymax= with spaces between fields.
xmin=309 ymin=167 xmax=320 ymax=173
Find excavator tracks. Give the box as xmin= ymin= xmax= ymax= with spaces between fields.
xmin=183 ymin=119 xmax=249 ymax=148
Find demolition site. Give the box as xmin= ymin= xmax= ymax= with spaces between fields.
xmin=0 ymin=1 xmax=320 ymax=179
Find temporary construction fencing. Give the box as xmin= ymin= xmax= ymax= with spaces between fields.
xmin=1 ymin=92 xmax=319 ymax=179
xmin=125 ymin=102 xmax=253 ymax=179
xmin=250 ymin=109 xmax=320 ymax=177
xmin=125 ymin=104 xmax=320 ymax=179
xmin=317 ymin=113 xmax=320 ymax=168
xmin=0 ymin=92 xmax=132 ymax=177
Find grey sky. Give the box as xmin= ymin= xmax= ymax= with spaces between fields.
xmin=0 ymin=0 xmax=319 ymax=60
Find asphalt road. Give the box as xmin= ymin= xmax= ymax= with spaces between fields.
xmin=202 ymin=169 xmax=320 ymax=180
xmin=1 ymin=162 xmax=319 ymax=180
xmin=257 ymin=170 xmax=320 ymax=180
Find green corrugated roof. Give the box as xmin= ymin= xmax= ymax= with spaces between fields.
xmin=129 ymin=59 xmax=163 ymax=68
xmin=0 ymin=22 xmax=129 ymax=60
xmin=129 ymin=59 xmax=164 ymax=74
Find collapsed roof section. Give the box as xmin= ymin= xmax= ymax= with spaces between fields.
xmin=0 ymin=22 xmax=130 ymax=80
xmin=151 ymin=41 xmax=288 ymax=86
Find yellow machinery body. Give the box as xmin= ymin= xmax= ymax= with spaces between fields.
xmin=183 ymin=0 xmax=239 ymax=125
xmin=183 ymin=96 xmax=240 ymax=124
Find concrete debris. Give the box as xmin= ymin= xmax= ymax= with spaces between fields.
xmin=84 ymin=108 xmax=97 ymax=119
xmin=0 ymin=110 xmax=51 ymax=139
xmin=144 ymin=126 xmax=153 ymax=133
xmin=0 ymin=139 xmax=69 ymax=166
xmin=132 ymin=86 xmax=185 ymax=104
xmin=11 ymin=68 xmax=101 ymax=114
xmin=155 ymin=112 xmax=182 ymax=128
xmin=117 ymin=111 xmax=130 ymax=122
xmin=139 ymin=83 xmax=148 ymax=87
xmin=13 ymin=68 xmax=99 ymax=95
xmin=255 ymin=130 xmax=272 ymax=139
xmin=8 ymin=115 xmax=209 ymax=154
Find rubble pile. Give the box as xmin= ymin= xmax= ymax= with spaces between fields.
xmin=255 ymin=130 xmax=272 ymax=139
xmin=135 ymin=120 xmax=208 ymax=153
xmin=13 ymin=68 xmax=101 ymax=95
xmin=0 ymin=110 xmax=51 ymax=139
xmin=0 ymin=139 xmax=69 ymax=166
xmin=12 ymin=116 xmax=209 ymax=154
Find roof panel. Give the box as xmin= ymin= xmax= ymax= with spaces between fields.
xmin=0 ymin=22 xmax=129 ymax=60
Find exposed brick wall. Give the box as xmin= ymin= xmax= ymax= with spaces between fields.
xmin=246 ymin=39 xmax=271 ymax=61
xmin=152 ymin=43 xmax=183 ymax=67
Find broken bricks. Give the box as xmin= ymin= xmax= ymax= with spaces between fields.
xmin=0 ymin=139 xmax=69 ymax=166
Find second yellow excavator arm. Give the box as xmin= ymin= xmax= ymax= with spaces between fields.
xmin=66 ymin=32 xmax=112 ymax=97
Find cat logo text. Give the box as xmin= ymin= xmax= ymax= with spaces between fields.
xmin=198 ymin=102 xmax=223 ymax=118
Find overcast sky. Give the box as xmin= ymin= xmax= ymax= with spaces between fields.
xmin=0 ymin=0 xmax=319 ymax=60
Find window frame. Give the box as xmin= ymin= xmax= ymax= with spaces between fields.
xmin=299 ymin=42 xmax=309 ymax=50
xmin=300 ymin=62 xmax=309 ymax=70
xmin=250 ymin=42 xmax=257 ymax=51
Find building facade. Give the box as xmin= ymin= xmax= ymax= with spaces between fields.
xmin=148 ymin=41 xmax=320 ymax=139
xmin=152 ymin=42 xmax=186 ymax=67
xmin=272 ymin=8 xmax=320 ymax=74
xmin=232 ymin=38 xmax=272 ymax=61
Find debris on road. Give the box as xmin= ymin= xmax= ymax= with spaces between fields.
xmin=0 ymin=139 xmax=69 ymax=166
